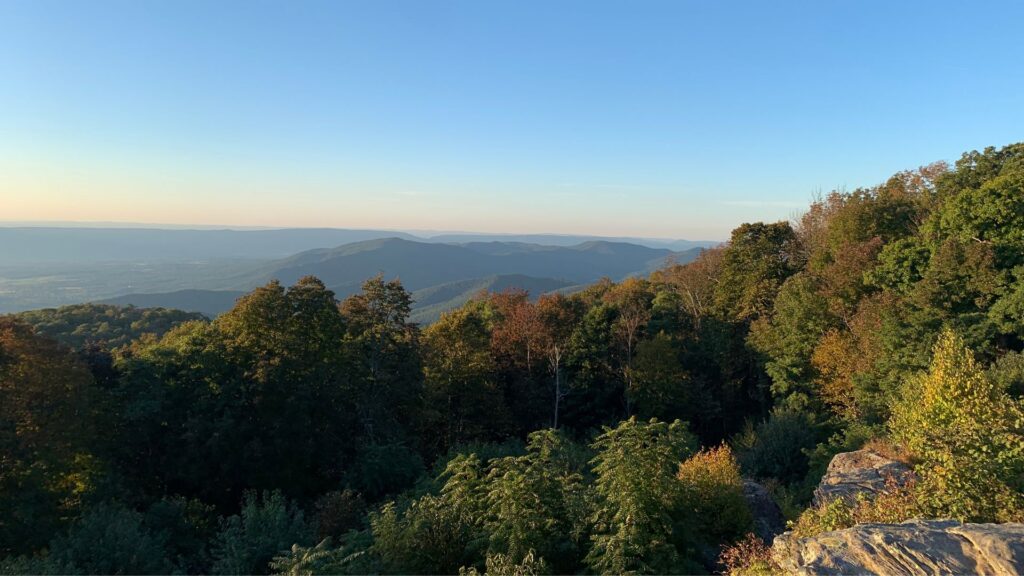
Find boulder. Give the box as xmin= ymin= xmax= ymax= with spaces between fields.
xmin=813 ymin=449 xmax=912 ymax=506
xmin=743 ymin=480 xmax=785 ymax=542
xmin=772 ymin=519 xmax=1024 ymax=575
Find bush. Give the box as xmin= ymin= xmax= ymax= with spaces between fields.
xmin=47 ymin=502 xmax=176 ymax=575
xmin=349 ymin=443 xmax=425 ymax=501
xmin=789 ymin=498 xmax=854 ymax=538
xmin=369 ymin=497 xmax=476 ymax=575
xmin=269 ymin=533 xmax=377 ymax=576
xmin=314 ymin=490 xmax=367 ymax=542
xmin=889 ymin=330 xmax=1024 ymax=522
xmin=790 ymin=478 xmax=923 ymax=538
xmin=734 ymin=408 xmax=820 ymax=485
xmin=718 ymin=533 xmax=780 ymax=576
xmin=677 ymin=445 xmax=752 ymax=543
xmin=211 ymin=491 xmax=314 ymax=575
xmin=143 ymin=496 xmax=219 ymax=573
xmin=459 ymin=550 xmax=550 ymax=576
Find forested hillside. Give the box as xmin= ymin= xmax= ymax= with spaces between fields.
xmin=2 ymin=143 xmax=1023 ymax=574
xmin=14 ymin=304 xmax=204 ymax=349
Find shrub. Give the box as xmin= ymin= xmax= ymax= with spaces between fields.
xmin=677 ymin=445 xmax=752 ymax=543
xmin=314 ymin=490 xmax=367 ymax=542
xmin=47 ymin=502 xmax=176 ymax=575
xmin=143 ymin=496 xmax=219 ymax=573
xmin=459 ymin=550 xmax=550 ymax=576
xmin=269 ymin=533 xmax=376 ymax=576
xmin=718 ymin=533 xmax=780 ymax=576
xmin=789 ymin=497 xmax=855 ymax=538
xmin=850 ymin=478 xmax=922 ymax=525
xmin=211 ymin=491 xmax=314 ymax=575
xmin=889 ymin=330 xmax=1024 ymax=522
xmin=585 ymin=418 xmax=698 ymax=575
xmin=790 ymin=478 xmax=923 ymax=538
xmin=734 ymin=408 xmax=820 ymax=485
xmin=348 ymin=443 xmax=425 ymax=500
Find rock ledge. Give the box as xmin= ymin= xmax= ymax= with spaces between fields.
xmin=772 ymin=519 xmax=1024 ymax=575
xmin=813 ymin=449 xmax=912 ymax=506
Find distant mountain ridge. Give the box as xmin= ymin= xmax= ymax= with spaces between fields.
xmin=0 ymin=226 xmax=716 ymax=265
xmin=252 ymin=237 xmax=698 ymax=297
xmin=3 ymin=231 xmax=707 ymax=321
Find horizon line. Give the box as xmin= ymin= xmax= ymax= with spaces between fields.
xmin=0 ymin=220 xmax=725 ymax=243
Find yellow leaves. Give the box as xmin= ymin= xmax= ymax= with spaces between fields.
xmin=888 ymin=328 xmax=1024 ymax=522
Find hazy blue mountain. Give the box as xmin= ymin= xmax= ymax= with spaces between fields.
xmin=0 ymin=227 xmax=420 ymax=264
xmin=1 ymin=229 xmax=706 ymax=319
xmin=0 ymin=226 xmax=717 ymax=265
xmin=252 ymin=237 xmax=700 ymax=297
xmin=424 ymin=233 xmax=717 ymax=251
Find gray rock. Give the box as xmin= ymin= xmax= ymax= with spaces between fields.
xmin=772 ymin=519 xmax=1024 ymax=575
xmin=813 ymin=449 xmax=913 ymax=506
xmin=744 ymin=479 xmax=785 ymax=542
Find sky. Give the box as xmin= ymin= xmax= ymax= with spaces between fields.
xmin=1 ymin=1 xmax=1022 ymax=240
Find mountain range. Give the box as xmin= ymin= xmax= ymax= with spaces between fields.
xmin=1 ymin=227 xmax=712 ymax=321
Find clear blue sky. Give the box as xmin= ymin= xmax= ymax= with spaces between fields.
xmin=2 ymin=0 xmax=1022 ymax=239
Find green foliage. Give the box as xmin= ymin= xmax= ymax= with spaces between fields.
xmin=889 ymin=330 xmax=1024 ymax=522
xmin=143 ymin=496 xmax=218 ymax=573
xmin=348 ymin=443 xmax=424 ymax=501
xmin=676 ymin=445 xmax=752 ymax=544
xmin=270 ymin=535 xmax=376 ymax=576
xmin=748 ymin=273 xmax=837 ymax=414
xmin=714 ymin=222 xmax=801 ymax=322
xmin=585 ymin=417 xmax=697 ymax=575
xmin=0 ymin=319 xmax=100 ymax=555
xmin=14 ymin=303 xmax=204 ymax=350
xmin=421 ymin=307 xmax=512 ymax=457
xmin=866 ymin=238 xmax=932 ymax=293
xmin=314 ymin=490 xmax=367 ymax=542
xmin=459 ymin=550 xmax=550 ymax=576
xmin=482 ymin=430 xmax=588 ymax=573
xmin=47 ymin=502 xmax=176 ymax=575
xmin=8 ymin=142 xmax=1024 ymax=576
xmin=627 ymin=331 xmax=693 ymax=421
xmin=370 ymin=496 xmax=477 ymax=575
xmin=734 ymin=409 xmax=820 ymax=485
xmin=789 ymin=497 xmax=854 ymax=537
xmin=211 ymin=491 xmax=314 ymax=575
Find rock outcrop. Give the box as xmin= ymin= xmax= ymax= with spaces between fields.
xmin=772 ymin=519 xmax=1024 ymax=575
xmin=743 ymin=480 xmax=785 ymax=542
xmin=813 ymin=449 xmax=912 ymax=506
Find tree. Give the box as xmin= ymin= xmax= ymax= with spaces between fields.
xmin=676 ymin=445 xmax=752 ymax=544
xmin=714 ymin=222 xmax=800 ymax=322
xmin=0 ymin=319 xmax=99 ymax=555
xmin=748 ymin=273 xmax=836 ymax=414
xmin=627 ymin=332 xmax=692 ymax=421
xmin=211 ymin=491 xmax=314 ymax=575
xmin=889 ymin=330 xmax=1024 ymax=521
xmin=421 ymin=308 xmax=511 ymax=456
xmin=535 ymin=295 xmax=582 ymax=429
xmin=586 ymin=418 xmax=697 ymax=575
xmin=15 ymin=304 xmax=204 ymax=350
xmin=46 ymin=502 xmax=177 ymax=575
xmin=111 ymin=278 xmax=358 ymax=507
xmin=563 ymin=302 xmax=621 ymax=429
xmin=483 ymin=430 xmax=587 ymax=572
xmin=340 ymin=276 xmax=423 ymax=443
xmin=605 ymin=279 xmax=654 ymax=413
xmin=654 ymin=247 xmax=724 ymax=330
